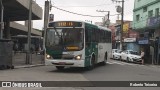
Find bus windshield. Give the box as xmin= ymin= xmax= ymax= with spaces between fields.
xmin=46 ymin=28 xmax=84 ymax=51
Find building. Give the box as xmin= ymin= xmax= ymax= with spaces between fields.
xmin=0 ymin=0 xmax=43 ymax=66
xmin=114 ymin=20 xmax=140 ymax=51
xmin=0 ymin=0 xmax=43 ymax=39
xmin=108 ymin=23 xmax=117 ymax=49
xmin=133 ymin=0 xmax=160 ymax=64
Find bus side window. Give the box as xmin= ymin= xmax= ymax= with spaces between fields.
xmin=85 ymin=28 xmax=91 ymax=47
xmin=99 ymin=30 xmax=103 ymax=43
xmin=95 ymin=29 xmax=99 ymax=42
xmin=91 ymin=29 xmax=96 ymax=42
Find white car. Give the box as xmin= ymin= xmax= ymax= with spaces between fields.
xmin=111 ymin=49 xmax=122 ymax=60
xmin=120 ymin=50 xmax=141 ymax=62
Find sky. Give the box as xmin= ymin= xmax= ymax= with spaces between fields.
xmin=32 ymin=0 xmax=134 ymax=30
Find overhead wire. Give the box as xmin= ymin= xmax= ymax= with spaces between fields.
xmin=52 ymin=6 xmax=104 ymax=17
xmin=53 ymin=6 xmax=120 ymax=17
xmin=55 ymin=3 xmax=113 ymax=7
xmin=46 ymin=0 xmax=134 ymax=19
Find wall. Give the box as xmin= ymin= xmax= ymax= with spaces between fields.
xmin=133 ymin=0 xmax=160 ymax=29
xmin=134 ymin=0 xmax=158 ymax=9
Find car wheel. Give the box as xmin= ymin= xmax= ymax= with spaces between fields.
xmin=113 ymin=55 xmax=115 ymax=60
xmin=120 ymin=56 xmax=122 ymax=61
xmin=127 ymin=57 xmax=129 ymax=63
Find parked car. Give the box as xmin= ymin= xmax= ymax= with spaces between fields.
xmin=120 ymin=50 xmax=141 ymax=63
xmin=111 ymin=49 xmax=122 ymax=60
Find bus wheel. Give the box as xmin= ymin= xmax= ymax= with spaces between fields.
xmin=91 ymin=55 xmax=95 ymax=68
xmin=56 ymin=66 xmax=64 ymax=70
xmin=101 ymin=52 xmax=107 ymax=65
xmin=86 ymin=55 xmax=95 ymax=70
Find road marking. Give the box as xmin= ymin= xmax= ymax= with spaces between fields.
xmin=108 ymin=60 xmax=160 ymax=69
xmin=107 ymin=61 xmax=125 ymax=65
xmin=107 ymin=60 xmax=138 ymax=66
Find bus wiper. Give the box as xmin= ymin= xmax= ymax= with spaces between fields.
xmin=54 ymin=27 xmax=61 ymax=39
xmin=53 ymin=27 xmax=64 ymax=49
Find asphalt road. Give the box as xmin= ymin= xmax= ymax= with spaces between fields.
xmin=0 ymin=59 xmax=160 ymax=90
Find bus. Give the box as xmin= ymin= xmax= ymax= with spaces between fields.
xmin=45 ymin=21 xmax=112 ymax=70
xmin=11 ymin=35 xmax=43 ymax=53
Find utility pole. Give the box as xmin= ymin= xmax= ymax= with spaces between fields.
xmin=0 ymin=0 xmax=4 ymax=39
xmin=26 ymin=0 xmax=32 ymax=64
xmin=121 ymin=0 xmax=124 ymax=50
xmin=112 ymin=0 xmax=124 ymax=50
xmin=43 ymin=0 xmax=50 ymax=63
xmin=117 ymin=14 xmax=120 ymax=20
xmin=96 ymin=10 xmax=110 ymax=27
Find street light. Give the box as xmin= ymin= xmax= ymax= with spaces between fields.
xmin=112 ymin=0 xmax=124 ymax=50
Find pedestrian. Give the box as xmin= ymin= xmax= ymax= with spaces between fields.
xmin=13 ymin=41 xmax=18 ymax=54
xmin=140 ymin=50 xmax=145 ymax=65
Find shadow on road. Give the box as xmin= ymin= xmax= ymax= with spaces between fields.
xmin=48 ymin=63 xmax=108 ymax=73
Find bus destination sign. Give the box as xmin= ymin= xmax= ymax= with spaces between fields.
xmin=49 ymin=21 xmax=82 ymax=27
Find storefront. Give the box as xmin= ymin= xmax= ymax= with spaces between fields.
xmin=138 ymin=38 xmax=152 ymax=64
xmin=154 ymin=37 xmax=160 ymax=64
xmin=124 ymin=38 xmax=140 ymax=52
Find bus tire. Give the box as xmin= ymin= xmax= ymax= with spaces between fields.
xmin=56 ymin=66 xmax=64 ymax=70
xmin=86 ymin=55 xmax=95 ymax=70
xmin=101 ymin=52 xmax=108 ymax=65
xmin=91 ymin=55 xmax=95 ymax=68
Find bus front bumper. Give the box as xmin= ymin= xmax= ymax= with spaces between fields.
xmin=46 ymin=59 xmax=85 ymax=67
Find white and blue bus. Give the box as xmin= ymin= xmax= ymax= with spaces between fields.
xmin=45 ymin=21 xmax=112 ymax=70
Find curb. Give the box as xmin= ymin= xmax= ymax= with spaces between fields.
xmin=138 ymin=64 xmax=160 ymax=68
xmin=146 ymin=65 xmax=160 ymax=68
xmin=14 ymin=64 xmax=45 ymax=69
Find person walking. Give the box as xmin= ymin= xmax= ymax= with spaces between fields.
xmin=140 ymin=50 xmax=145 ymax=65
xmin=13 ymin=41 xmax=18 ymax=54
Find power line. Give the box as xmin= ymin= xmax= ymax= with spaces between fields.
xmin=53 ymin=6 xmax=119 ymax=17
xmin=53 ymin=6 xmax=104 ymax=17
xmin=55 ymin=3 xmax=113 ymax=7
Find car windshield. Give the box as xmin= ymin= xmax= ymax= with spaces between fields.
xmin=117 ymin=50 xmax=122 ymax=53
xmin=46 ymin=28 xmax=84 ymax=51
xmin=129 ymin=51 xmax=138 ymax=55
xmin=114 ymin=50 xmax=121 ymax=53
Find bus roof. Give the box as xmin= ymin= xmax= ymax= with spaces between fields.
xmin=97 ymin=26 xmax=111 ymax=32
xmin=49 ymin=20 xmax=111 ymax=32
xmin=11 ymin=35 xmax=42 ymax=38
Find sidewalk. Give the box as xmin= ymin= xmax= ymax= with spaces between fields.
xmin=12 ymin=52 xmax=45 ymax=68
xmin=142 ymin=64 xmax=160 ymax=68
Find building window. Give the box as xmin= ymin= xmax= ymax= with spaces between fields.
xmin=155 ymin=8 xmax=159 ymax=16
xmin=148 ymin=10 xmax=153 ymax=17
xmin=143 ymin=7 xmax=147 ymax=12
xmin=136 ymin=14 xmax=140 ymax=21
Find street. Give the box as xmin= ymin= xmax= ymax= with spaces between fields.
xmin=0 ymin=59 xmax=160 ymax=90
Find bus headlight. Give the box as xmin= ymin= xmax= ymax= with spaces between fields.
xmin=75 ymin=55 xmax=82 ymax=60
xmin=46 ymin=54 xmax=52 ymax=59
